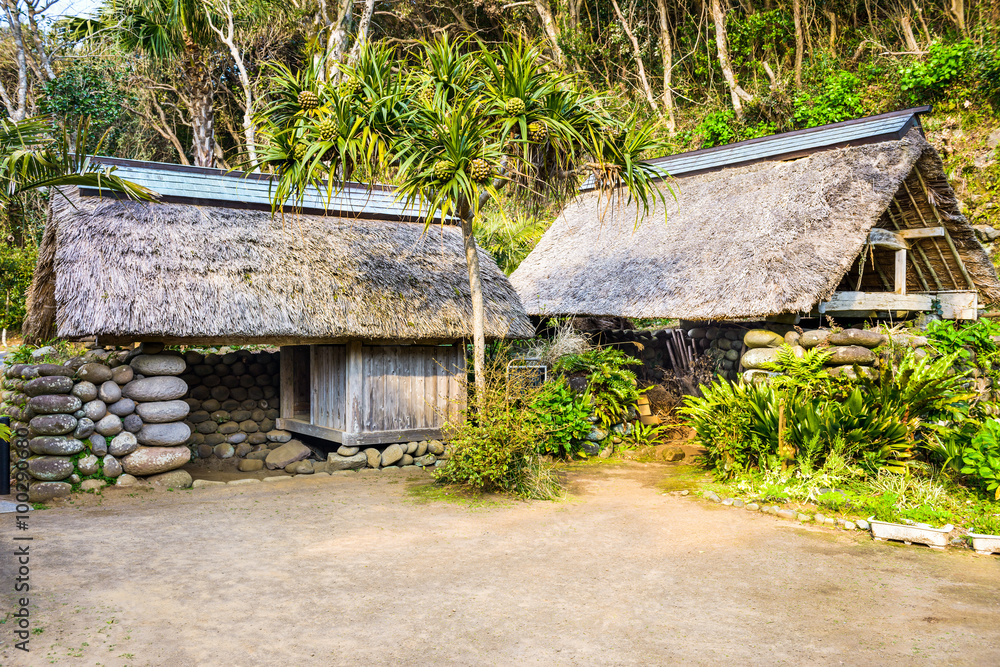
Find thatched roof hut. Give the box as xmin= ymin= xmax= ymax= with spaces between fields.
xmin=511 ymin=123 xmax=1000 ymax=321
xmin=24 ymin=174 xmax=531 ymax=345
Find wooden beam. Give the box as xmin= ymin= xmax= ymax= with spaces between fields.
xmin=895 ymin=249 xmax=907 ymax=294
xmin=936 ymin=291 xmax=979 ymax=320
xmin=885 ymin=208 xmax=934 ymax=291
xmin=279 ymin=345 xmax=294 ymax=419
xmin=897 ymin=226 xmax=945 ymax=239
xmin=901 ymin=180 xmax=959 ymax=288
xmin=275 ymin=418 xmax=445 ymax=447
xmin=914 ymin=171 xmax=978 ymax=291
xmin=345 ymin=340 xmax=364 ymax=435
xmin=821 ymin=291 xmax=933 ymax=312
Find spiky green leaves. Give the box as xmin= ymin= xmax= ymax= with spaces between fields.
xmin=469 ymin=158 xmax=493 ymax=183
xmin=505 ymin=97 xmax=525 ymax=116
xmin=298 ymin=90 xmax=319 ymax=111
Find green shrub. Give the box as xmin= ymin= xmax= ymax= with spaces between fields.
xmin=0 ymin=243 xmax=37 ymax=330
xmin=961 ymin=419 xmax=1000 ymax=500
xmin=436 ymin=355 xmax=561 ymax=499
xmin=899 ymin=39 xmax=974 ymax=103
xmin=792 ymin=71 xmax=865 ymax=127
xmin=528 ymin=376 xmax=592 ymax=457
xmin=554 ymin=347 xmax=641 ymax=428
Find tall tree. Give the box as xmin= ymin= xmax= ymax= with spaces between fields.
xmin=710 ymin=0 xmax=752 ymax=116
xmin=255 ymin=39 xmax=668 ymax=401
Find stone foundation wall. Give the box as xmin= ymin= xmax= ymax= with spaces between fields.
xmin=1 ymin=342 xmax=194 ymax=502
xmin=739 ymin=328 xmax=930 ymax=380
xmin=180 ymin=349 xmax=282 ymax=462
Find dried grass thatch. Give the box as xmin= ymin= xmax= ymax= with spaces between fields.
xmin=25 ymin=187 xmax=533 ymax=344
xmin=511 ymin=130 xmax=1000 ymax=320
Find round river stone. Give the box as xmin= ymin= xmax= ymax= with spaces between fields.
xmin=28 ymin=456 xmax=75 ymax=481
xmin=135 ymin=399 xmax=190 ymax=424
xmin=28 ymin=394 xmax=82 ymax=415
xmin=29 ymin=436 xmax=85 ymax=456
xmin=130 ymin=354 xmax=186 ymax=377
xmin=24 ymin=375 xmax=74 ymax=397
xmin=29 ymin=413 xmax=77 ymax=436
xmin=121 ymin=446 xmax=191 ymax=475
xmin=136 ymin=422 xmax=192 ymax=447
xmin=122 ymin=376 xmax=188 ymax=402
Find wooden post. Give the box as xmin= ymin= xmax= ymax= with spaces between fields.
xmin=346 ymin=340 xmax=364 ymax=437
xmin=894 ymin=249 xmax=907 ymax=294
xmin=279 ymin=345 xmax=294 ymax=419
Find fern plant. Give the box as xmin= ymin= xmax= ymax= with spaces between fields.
xmin=555 ymin=347 xmax=642 ymax=427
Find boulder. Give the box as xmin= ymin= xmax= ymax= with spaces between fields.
xmin=71 ymin=381 xmax=98 ymax=402
xmin=115 ymin=474 xmax=139 ymax=487
xmin=740 ymin=347 xmax=782 ymax=370
xmin=744 ymin=329 xmax=785 ymax=349
xmin=94 ymin=413 xmax=123 ymax=437
xmin=326 ymin=452 xmax=367 ymax=471
xmin=77 ymin=363 xmax=113 ymax=383
xmin=337 ymin=445 xmax=360 ymax=457
xmin=365 ymin=447 xmax=381 ymax=468
xmin=102 ymin=454 xmax=123 ymax=478
xmin=73 ymin=418 xmax=95 ymax=439
xmin=121 ymin=446 xmax=191 ymax=475
xmin=265 ymin=430 xmax=292 ymax=443
xmin=98 ymin=381 xmax=122 ymax=404
xmin=35 ymin=363 xmax=72 ymax=377
xmin=414 ymin=454 xmax=436 ymax=467
xmin=799 ymin=330 xmax=830 ymax=348
xmin=109 ymin=432 xmax=139 ymax=457
xmin=28 ymin=394 xmax=82 ymax=415
xmin=89 ymin=434 xmax=108 ymax=457
xmin=123 ymin=414 xmax=143 ymax=433
xmin=83 ymin=399 xmax=107 ymax=421
xmin=826 ymin=345 xmax=876 ymax=366
xmin=214 ymin=443 xmax=235 ymax=459
xmin=784 ymin=331 xmax=801 ymax=347
xmin=135 ymin=399 xmax=190 ymax=423
xmin=29 ymin=436 xmax=85 ymax=456
xmin=28 ymin=481 xmax=72 ymax=503
xmin=140 ymin=342 xmax=165 ymax=355
xmin=218 ymin=421 xmax=240 ymax=435
xmin=137 ymin=422 xmax=192 ymax=447
xmin=147 ymin=469 xmax=193 ymax=489
xmin=828 ymin=329 xmax=886 ymax=349
xmin=28 ymin=456 xmax=75 ymax=481
xmin=380 ymin=443 xmax=404 ymax=466
xmin=238 ymin=458 xmax=264 ymax=472
xmin=427 ymin=440 xmax=445 ymax=456
xmin=265 ymin=440 xmax=311 ymax=469
xmin=107 ymin=397 xmax=137 ymax=417
xmin=130 ymin=354 xmax=186 ymax=377
xmin=24 ymin=375 xmax=74 ymax=397
xmin=77 ymin=454 xmax=100 ymax=476
xmin=111 ymin=364 xmax=134 ymax=385
xmin=122 ymin=376 xmax=188 ymax=402
xmin=286 ymin=460 xmax=314 ymax=474
xmin=80 ymin=479 xmax=106 ymax=492
xmin=29 ymin=413 xmax=77 ymax=436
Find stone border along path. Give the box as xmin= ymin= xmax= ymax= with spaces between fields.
xmin=186 ymin=464 xmax=437 ymax=489
xmin=692 ymin=488 xmax=994 ymax=553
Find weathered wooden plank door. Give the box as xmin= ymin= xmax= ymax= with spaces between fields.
xmin=310 ymin=345 xmax=347 ymax=430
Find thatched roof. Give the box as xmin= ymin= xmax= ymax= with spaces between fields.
xmin=511 ymin=129 xmax=1000 ymax=320
xmin=25 ymin=187 xmax=533 ymax=344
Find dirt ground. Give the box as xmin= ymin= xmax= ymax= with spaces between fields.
xmin=2 ymin=462 xmax=999 ymax=666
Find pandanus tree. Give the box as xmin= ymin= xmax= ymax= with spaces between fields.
xmin=254 ymin=37 xmax=668 ymax=402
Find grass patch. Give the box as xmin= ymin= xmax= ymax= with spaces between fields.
xmin=405 ymin=479 xmax=516 ymax=509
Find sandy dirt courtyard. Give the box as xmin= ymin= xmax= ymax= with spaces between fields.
xmin=2 ymin=462 xmax=999 ymax=666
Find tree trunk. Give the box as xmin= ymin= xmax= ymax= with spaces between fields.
xmin=189 ymin=89 xmax=216 ymax=168
xmin=947 ymin=0 xmax=967 ymax=36
xmin=824 ymin=9 xmax=836 ymax=52
xmin=347 ymin=0 xmax=376 ymax=64
xmin=324 ymin=0 xmax=353 ymax=79
xmin=710 ymin=0 xmax=752 ymax=117
xmin=793 ymin=0 xmax=804 ymax=88
xmin=611 ymin=0 xmax=660 ymax=115
xmin=533 ymin=0 xmax=565 ymax=66
xmin=460 ymin=214 xmax=487 ymax=405
xmin=655 ymin=0 xmax=676 ymax=134
xmin=899 ymin=11 xmax=920 ymax=52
